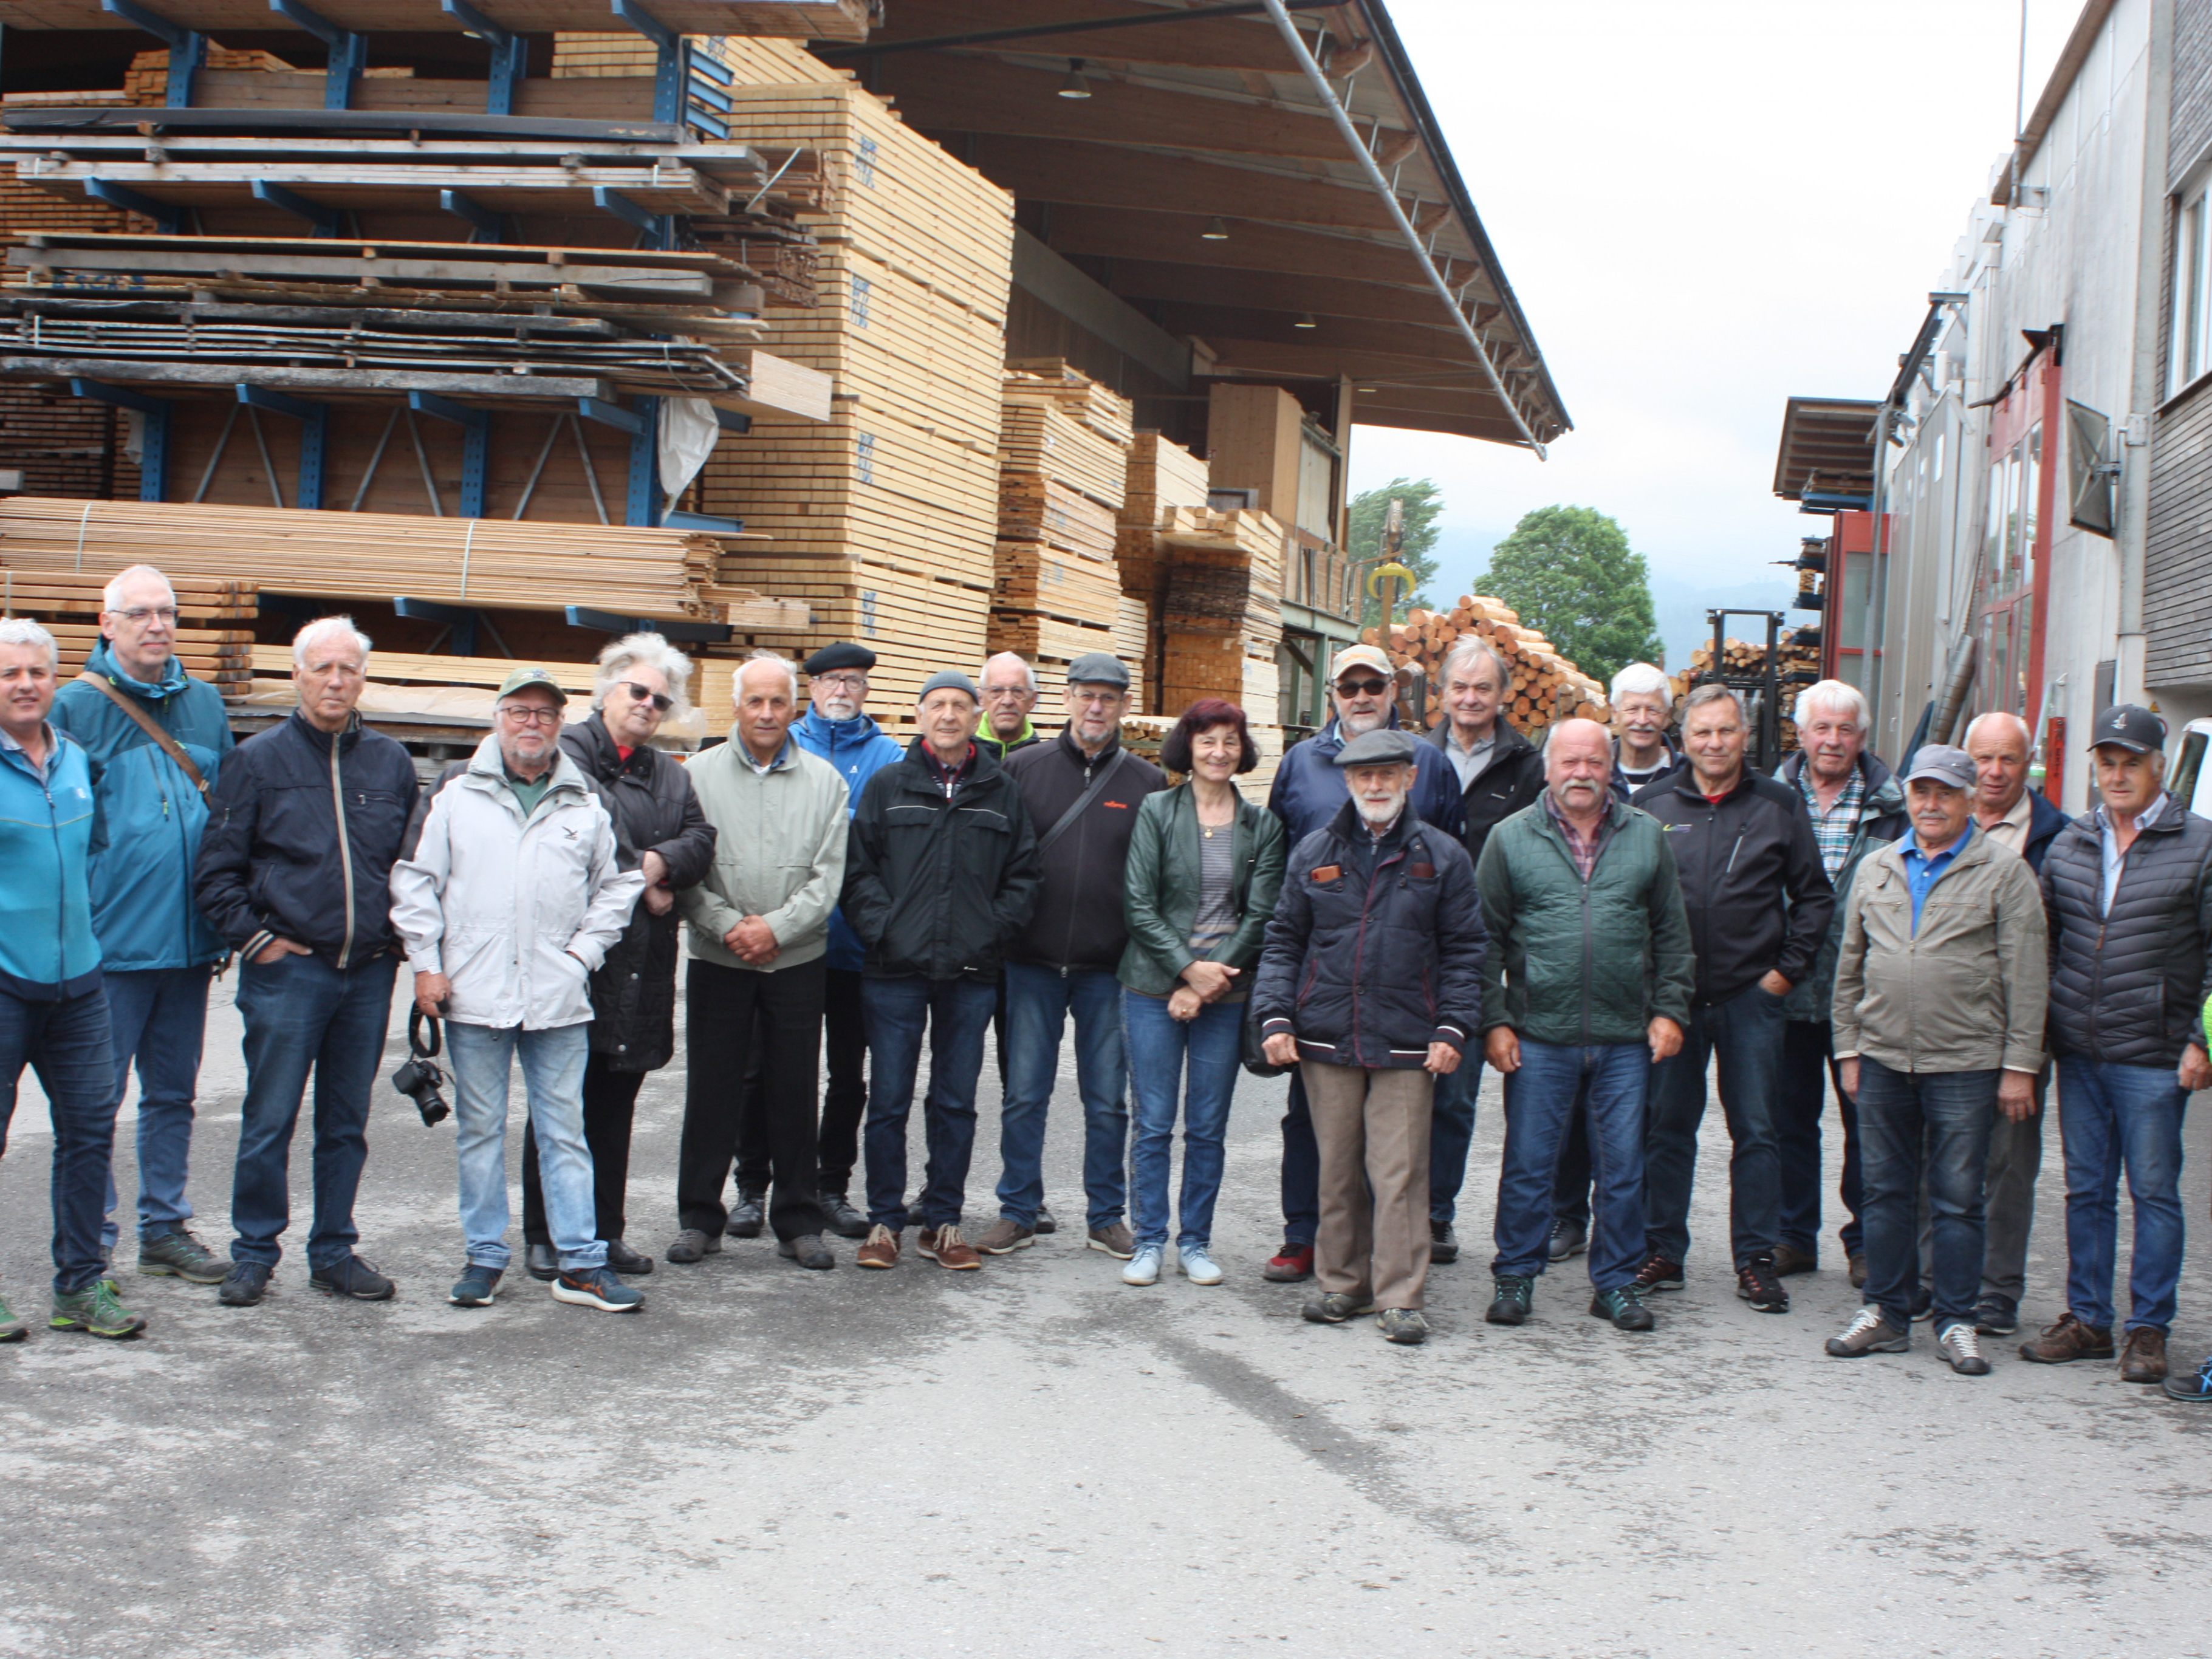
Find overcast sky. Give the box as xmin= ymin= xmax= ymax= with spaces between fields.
xmin=1349 ymin=0 xmax=2081 ymax=603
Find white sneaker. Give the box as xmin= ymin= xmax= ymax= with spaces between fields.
xmin=1179 ymin=1245 xmax=1224 ymax=1285
xmin=1122 ymin=1243 xmax=1163 ymax=1286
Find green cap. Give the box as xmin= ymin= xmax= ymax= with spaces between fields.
xmin=495 ymin=666 xmax=565 ymax=703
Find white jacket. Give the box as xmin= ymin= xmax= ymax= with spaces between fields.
xmin=389 ymin=736 xmax=644 ymax=1030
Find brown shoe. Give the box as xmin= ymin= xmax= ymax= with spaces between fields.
xmin=2121 ymin=1327 xmax=2170 ymax=1384
xmin=1771 ymin=1243 xmax=1818 ymax=1278
xmin=1847 ymin=1253 xmax=1867 ymax=1290
xmin=974 ymin=1217 xmax=1035 ymax=1255
xmin=855 ymin=1224 xmax=900 ymax=1270
xmin=916 ymin=1225 xmax=982 ymax=1270
xmin=1086 ymin=1222 xmax=1136 ymax=1260
xmin=2018 ymin=1312 xmax=2116 ymax=1364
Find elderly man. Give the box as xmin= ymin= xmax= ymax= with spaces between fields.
xmin=978 ymin=651 xmax=1043 ymax=762
xmin=1262 ymin=642 xmax=1465 ymax=1281
xmin=666 ymin=655 xmax=848 ymax=1271
xmin=2025 ymin=705 xmax=2212 ymax=1387
xmin=984 ymin=652 xmax=1164 ymax=1260
xmin=50 ymin=564 xmax=234 ymax=1286
xmin=1253 ymin=729 xmax=1483 ymax=1345
xmin=1478 ymin=719 xmax=1693 ymax=1334
xmin=1773 ymin=680 xmax=1907 ymax=1283
xmin=196 ymin=617 xmax=418 ymax=1307
xmin=0 ymin=618 xmax=144 ymax=1340
xmin=1609 ymin=662 xmax=1683 ymax=797
xmin=846 ymin=671 xmax=1040 ymax=1272
xmin=1826 ymin=745 xmax=2047 ymax=1377
xmin=391 ymin=667 xmax=644 ymax=1313
xmin=1634 ymin=685 xmax=1833 ymax=1310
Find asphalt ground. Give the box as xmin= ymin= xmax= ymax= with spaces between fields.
xmin=4 ymin=976 xmax=2212 ymax=1658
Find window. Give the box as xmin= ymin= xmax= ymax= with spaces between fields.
xmin=2170 ymin=185 xmax=2212 ymax=394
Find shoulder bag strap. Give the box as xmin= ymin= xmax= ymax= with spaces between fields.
xmin=1036 ymin=745 xmax=1131 ymax=857
xmin=74 ymin=671 xmax=207 ymax=795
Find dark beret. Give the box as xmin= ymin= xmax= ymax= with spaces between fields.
xmin=803 ymin=641 xmax=877 ymax=676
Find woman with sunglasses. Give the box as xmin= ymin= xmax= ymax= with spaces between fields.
xmin=1117 ymin=700 xmax=1286 ymax=1287
xmin=516 ymin=634 xmax=715 ymax=1282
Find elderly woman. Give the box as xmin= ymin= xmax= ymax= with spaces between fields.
xmin=1117 ymin=700 xmax=1286 ymax=1288
xmin=518 ymin=632 xmax=715 ymax=1280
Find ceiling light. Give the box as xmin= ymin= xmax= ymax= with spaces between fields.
xmin=1201 ymin=216 xmax=1230 ymax=241
xmin=1294 ymin=313 xmax=1318 ymax=329
xmin=1058 ymin=58 xmax=1093 ymax=99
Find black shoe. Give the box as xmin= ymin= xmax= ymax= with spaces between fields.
xmin=1034 ymin=1203 xmax=1058 ymax=1236
xmin=606 ymin=1239 xmax=654 ymax=1276
xmin=1909 ymin=1286 xmax=1936 ymax=1323
xmin=1736 ymin=1255 xmax=1789 ymax=1314
xmin=1547 ymin=1219 xmax=1588 ymax=1262
xmin=727 ymin=1190 xmax=766 ymax=1240
xmin=1486 ymin=1274 xmax=1533 ymax=1325
xmin=777 ymin=1234 xmax=835 ymax=1270
xmin=903 ymin=1198 xmax=927 ymax=1230
xmin=1591 ymin=1285 xmax=1656 ymax=1332
xmin=308 ymin=1254 xmax=394 ymax=1301
xmin=1429 ymin=1219 xmax=1459 ymax=1265
xmin=524 ymin=1242 xmax=560 ymax=1282
xmin=1973 ymin=1293 xmax=2019 ymax=1336
xmin=821 ymin=1192 xmax=871 ymax=1240
xmin=219 ymin=1261 xmax=272 ymax=1307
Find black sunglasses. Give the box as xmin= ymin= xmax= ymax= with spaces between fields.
xmin=1335 ymin=676 xmax=1389 ymax=698
xmin=620 ymin=681 xmax=674 ymax=713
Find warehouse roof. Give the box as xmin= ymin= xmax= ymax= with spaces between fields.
xmin=3 ymin=1 xmax=871 ymax=40
xmin=1773 ymin=395 xmax=1880 ymax=507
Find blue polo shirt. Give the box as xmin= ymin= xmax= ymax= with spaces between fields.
xmin=1900 ymin=821 xmax=1974 ymax=934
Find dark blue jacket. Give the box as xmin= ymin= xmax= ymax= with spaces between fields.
xmin=0 ymin=726 xmax=101 ymax=999
xmin=1268 ymin=711 xmax=1465 ymax=845
xmin=793 ymin=707 xmax=903 ymax=973
xmin=2017 ymin=789 xmax=2070 ymax=874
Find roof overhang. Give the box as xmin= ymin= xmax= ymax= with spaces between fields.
xmin=0 ymin=1 xmax=871 ymax=38
xmin=1773 ymin=395 xmax=1879 ymax=505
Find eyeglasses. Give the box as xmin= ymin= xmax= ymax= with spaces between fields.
xmin=1335 ymin=677 xmax=1389 ymax=698
xmin=497 ymin=703 xmax=562 ymax=727
xmin=619 ymin=681 xmax=673 ymax=713
xmin=813 ymin=672 xmax=867 ymax=692
xmin=109 ymin=606 xmax=178 ymax=626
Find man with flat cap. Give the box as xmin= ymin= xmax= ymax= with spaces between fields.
xmin=1252 ymin=727 xmax=1485 ymax=1345
xmin=979 ymin=651 xmax=1165 ymax=1262
xmin=844 ymin=669 xmax=1040 ymax=1272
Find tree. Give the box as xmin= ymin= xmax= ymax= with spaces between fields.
xmin=1347 ymin=477 xmax=1443 ymax=629
xmin=1478 ymin=505 xmax=1662 ymax=687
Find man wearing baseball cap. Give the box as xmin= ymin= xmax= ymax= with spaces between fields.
xmin=2026 ymin=705 xmax=2212 ymax=1388
xmin=1826 ymin=745 xmax=2047 ymax=1376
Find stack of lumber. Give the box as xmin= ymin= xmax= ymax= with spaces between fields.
xmin=1115 ymin=429 xmax=1211 ymax=600
xmin=1368 ymin=592 xmax=1609 ymax=733
xmin=1 ymin=568 xmax=253 ymax=693
xmin=1669 ymin=629 xmax=1823 ymax=751
xmin=1157 ymin=507 xmax=1286 ymax=729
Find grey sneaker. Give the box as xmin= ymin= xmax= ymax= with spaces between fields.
xmin=1122 ymin=1243 xmax=1163 ymax=1287
xmin=137 ymin=1228 xmax=227 ymax=1284
xmin=50 ymin=1279 xmax=148 ymax=1339
xmin=1937 ymin=1322 xmax=1992 ymax=1376
xmin=1086 ymin=1222 xmax=1136 ymax=1260
xmin=974 ymin=1217 xmax=1036 ymax=1255
xmin=1301 ymin=1291 xmax=1377 ymax=1324
xmin=1179 ymin=1244 xmax=1223 ymax=1286
xmin=1826 ymin=1305 xmax=1910 ymax=1357
xmin=664 ymin=1228 xmax=722 ymax=1265
xmin=1377 ymin=1308 xmax=1430 ymax=1345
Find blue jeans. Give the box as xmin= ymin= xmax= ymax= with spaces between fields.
xmin=447 ymin=1020 xmax=605 ymax=1273
xmin=1493 ymin=1039 xmax=1648 ymax=1291
xmin=1429 ymin=1055 xmax=1487 ymax=1225
xmin=997 ymin=963 xmax=1129 ymax=1230
xmin=1123 ymin=990 xmax=1242 ymax=1250
xmin=230 ymin=951 xmax=396 ymax=1271
xmin=0 ymin=983 xmax=120 ymax=1295
xmin=2058 ymin=1058 xmax=2188 ymax=1333
xmin=99 ymin=963 xmax=213 ymax=1249
xmin=1855 ymin=1058 xmax=1995 ymax=1332
xmin=1644 ymin=984 xmax=1785 ymax=1268
xmin=863 ymin=975 xmax=996 ymax=1232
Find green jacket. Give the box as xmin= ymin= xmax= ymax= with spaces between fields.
xmin=676 ymin=737 xmax=849 ymax=972
xmin=1117 ymin=783 xmax=1287 ymax=997
xmin=1474 ymin=795 xmax=1695 ymax=1046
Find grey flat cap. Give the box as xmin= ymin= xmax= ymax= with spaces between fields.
xmin=1903 ymin=744 xmax=1975 ymax=792
xmin=1334 ymin=728 xmax=1417 ymax=768
xmin=1066 ymin=650 xmax=1130 ymax=689
xmin=917 ymin=669 xmax=979 ymax=703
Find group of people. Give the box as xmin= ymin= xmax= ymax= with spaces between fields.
xmin=2 ymin=569 xmax=2208 ymax=1395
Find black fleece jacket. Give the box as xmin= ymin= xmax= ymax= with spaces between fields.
xmin=1004 ymin=729 xmax=1166 ymax=973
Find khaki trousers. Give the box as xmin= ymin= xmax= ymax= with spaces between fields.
xmin=1301 ymin=1060 xmax=1434 ymax=1310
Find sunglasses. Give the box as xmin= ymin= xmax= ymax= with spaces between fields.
xmin=620 ymin=681 xmax=674 ymax=713
xmin=1335 ymin=677 xmax=1389 ymax=698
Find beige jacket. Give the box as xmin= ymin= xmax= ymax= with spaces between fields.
xmin=1832 ymin=826 xmax=2047 ymax=1075
xmin=676 ymin=736 xmax=847 ymax=971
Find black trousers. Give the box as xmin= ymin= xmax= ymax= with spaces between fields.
xmin=738 ymin=965 xmax=869 ymax=1196
xmin=522 ymin=1056 xmax=645 ymax=1247
xmin=680 ymin=956 xmax=826 ymax=1241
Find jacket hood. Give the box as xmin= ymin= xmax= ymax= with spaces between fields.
xmin=84 ymin=641 xmax=188 ymax=699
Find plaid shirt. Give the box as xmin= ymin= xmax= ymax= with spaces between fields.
xmin=1796 ymin=765 xmax=1866 ymax=880
xmin=1543 ymin=791 xmax=1609 ymax=882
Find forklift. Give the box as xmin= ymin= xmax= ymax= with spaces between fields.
xmin=1694 ymin=609 xmax=1806 ymax=775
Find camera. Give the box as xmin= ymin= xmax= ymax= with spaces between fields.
xmin=392 ymin=1009 xmax=452 ymax=1127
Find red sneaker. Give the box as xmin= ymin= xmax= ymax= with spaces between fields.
xmin=1263 ymin=1243 xmax=1315 ymax=1283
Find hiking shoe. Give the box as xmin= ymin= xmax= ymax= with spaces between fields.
xmin=1547 ymin=1219 xmax=1587 ymax=1262
xmin=1908 ymin=1286 xmax=1935 ymax=1323
xmin=449 ymin=1262 xmax=502 ymax=1307
xmin=2019 ymin=1313 xmax=2115 ymax=1364
xmin=1847 ymin=1253 xmax=1868 ymax=1290
xmin=1377 ymin=1308 xmax=1429 ymax=1345
xmin=1631 ymin=1254 xmax=1685 ymax=1293
xmin=1937 ymin=1322 xmax=1992 ymax=1376
xmin=1826 ymin=1305 xmax=1909 ymax=1356
xmin=1123 ymin=1243 xmax=1163 ymax=1287
xmin=218 ymin=1261 xmax=272 ymax=1307
xmin=1736 ymin=1256 xmax=1789 ymax=1313
xmin=1486 ymin=1275 xmax=1534 ymax=1325
xmin=1771 ymin=1243 xmax=1818 ymax=1278
xmin=0 ymin=1288 xmax=22 ymax=1343
xmin=1180 ymin=1245 xmax=1223 ymax=1286
xmin=664 ymin=1228 xmax=722 ymax=1265
xmin=309 ymin=1254 xmax=394 ymax=1301
xmin=1429 ymin=1219 xmax=1459 ymax=1265
xmin=821 ymin=1192 xmax=871 ymax=1240
xmin=856 ymin=1225 xmax=900 ymax=1270
xmin=524 ymin=1242 xmax=561 ymax=1282
xmin=776 ymin=1235 xmax=835 ymax=1271
xmin=551 ymin=1265 xmax=643 ymax=1313
xmin=1086 ymin=1222 xmax=1136 ymax=1260
xmin=1303 ymin=1291 xmax=1376 ymax=1324
xmin=50 ymin=1280 xmax=147 ymax=1339
xmin=2121 ymin=1327 xmax=2169 ymax=1384
xmin=1973 ymin=1293 xmax=2019 ymax=1336
xmin=2163 ymin=1353 xmax=2212 ymax=1402
xmin=727 ymin=1189 xmax=766 ymax=1240
xmin=1263 ymin=1243 xmax=1315 ymax=1283
xmin=1035 ymin=1203 xmax=1059 ymax=1236
xmin=974 ymin=1217 xmax=1036 ymax=1255
xmin=1590 ymin=1286 xmax=1655 ymax=1332
xmin=916 ymin=1225 xmax=981 ymax=1270
xmin=606 ymin=1239 xmax=654 ymax=1276
xmin=137 ymin=1228 xmax=226 ymax=1284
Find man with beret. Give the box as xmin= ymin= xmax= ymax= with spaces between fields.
xmin=844 ymin=670 xmax=1041 ymax=1271
xmin=1252 ymin=728 xmax=1485 ymax=1344
xmin=979 ymin=652 xmax=1165 ymax=1262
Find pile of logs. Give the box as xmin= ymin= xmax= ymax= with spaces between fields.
xmin=1366 ymin=593 xmax=1608 ymax=733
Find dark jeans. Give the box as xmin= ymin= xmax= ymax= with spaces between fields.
xmin=680 ymin=957 xmax=825 ymax=1242
xmin=2058 ymin=1058 xmax=2188 ymax=1334
xmin=99 ymin=963 xmax=213 ymax=1248
xmin=1493 ymin=1039 xmax=1648 ymax=1291
xmin=1855 ymin=1058 xmax=1995 ymax=1332
xmin=1644 ymin=983 xmax=1785 ymax=1268
xmin=736 ymin=965 xmax=870 ymax=1197
xmin=1428 ymin=1053 xmax=1487 ymax=1225
xmin=523 ymin=1057 xmax=645 ymax=1247
xmin=230 ymin=951 xmax=397 ymax=1271
xmin=863 ymin=974 xmax=996 ymax=1232
xmin=996 ymin=962 xmax=1128 ymax=1230
xmin=1914 ymin=1067 xmax=2048 ymax=1302
xmin=1281 ymin=1069 xmax=1320 ymax=1247
xmin=1777 ymin=1018 xmax=1863 ymax=1259
xmin=0 ymin=983 xmax=120 ymax=1295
